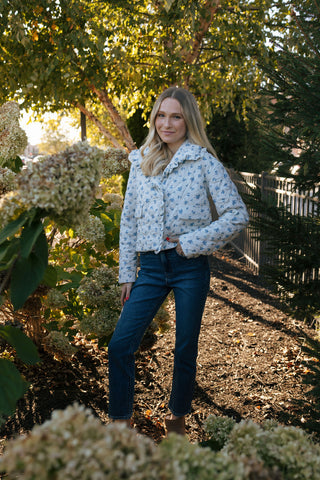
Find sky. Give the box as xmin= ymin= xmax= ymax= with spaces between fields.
xmin=20 ymin=110 xmax=80 ymax=146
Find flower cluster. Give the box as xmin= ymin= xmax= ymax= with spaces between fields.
xmin=75 ymin=215 xmax=106 ymax=248
xmin=103 ymin=192 xmax=123 ymax=211
xmin=2 ymin=404 xmax=320 ymax=480
xmin=0 ymin=101 xmax=28 ymax=162
xmin=0 ymin=403 xmax=178 ymax=480
xmin=79 ymin=307 xmax=119 ymax=338
xmin=160 ymin=434 xmax=218 ymax=480
xmin=0 ymin=191 xmax=25 ymax=229
xmin=15 ymin=141 xmax=103 ymax=227
xmin=203 ymin=414 xmax=236 ymax=448
xmin=223 ymin=419 xmax=320 ymax=479
xmin=77 ymin=266 xmax=119 ymax=306
xmin=101 ymin=147 xmax=129 ymax=178
xmin=0 ymin=167 xmax=16 ymax=196
xmin=77 ymin=266 xmax=121 ymax=339
xmin=44 ymin=289 xmax=68 ymax=309
xmin=42 ymin=331 xmax=77 ymax=360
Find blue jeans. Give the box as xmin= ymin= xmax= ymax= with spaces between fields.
xmin=108 ymin=249 xmax=210 ymax=419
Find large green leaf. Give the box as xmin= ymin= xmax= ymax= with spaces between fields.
xmin=0 ymin=325 xmax=40 ymax=364
xmin=20 ymin=220 xmax=44 ymax=259
xmin=10 ymin=231 xmax=48 ymax=310
xmin=42 ymin=264 xmax=58 ymax=287
xmin=0 ymin=211 xmax=29 ymax=245
xmin=0 ymin=239 xmax=20 ymax=271
xmin=0 ymin=358 xmax=29 ymax=417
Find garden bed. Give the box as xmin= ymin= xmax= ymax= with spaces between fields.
xmin=0 ymin=246 xmax=316 ymax=447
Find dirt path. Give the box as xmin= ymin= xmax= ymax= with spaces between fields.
xmin=0 ymin=247 xmax=316 ymax=447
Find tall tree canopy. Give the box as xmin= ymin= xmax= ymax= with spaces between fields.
xmin=0 ymin=0 xmax=290 ymax=149
xmin=256 ymin=0 xmax=320 ymax=188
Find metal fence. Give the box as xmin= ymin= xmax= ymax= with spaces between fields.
xmin=228 ymin=170 xmax=320 ymax=275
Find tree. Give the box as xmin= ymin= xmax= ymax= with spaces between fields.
xmin=38 ymin=117 xmax=74 ymax=154
xmin=256 ymin=0 xmax=320 ymax=189
xmin=0 ymin=0 xmax=291 ymax=150
xmin=206 ymin=98 xmax=274 ymax=173
xmin=246 ymin=0 xmax=320 ymax=322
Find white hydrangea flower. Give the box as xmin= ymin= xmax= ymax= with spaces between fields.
xmin=0 ymin=167 xmax=16 ymax=196
xmin=0 ymin=191 xmax=24 ymax=229
xmin=44 ymin=289 xmax=67 ymax=309
xmin=77 ymin=266 xmax=119 ymax=306
xmin=80 ymin=307 xmax=119 ymax=337
xmin=203 ymin=414 xmax=236 ymax=446
xmin=75 ymin=215 xmax=105 ymax=247
xmin=16 ymin=141 xmax=102 ymax=227
xmin=43 ymin=331 xmax=77 ymax=359
xmin=223 ymin=419 xmax=320 ymax=478
xmin=101 ymin=147 xmax=129 ymax=178
xmin=0 ymin=403 xmax=180 ymax=479
xmin=0 ymin=101 xmax=28 ymax=162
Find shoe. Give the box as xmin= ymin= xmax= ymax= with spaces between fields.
xmin=164 ymin=416 xmax=186 ymax=436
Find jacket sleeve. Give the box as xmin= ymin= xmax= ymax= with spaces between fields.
xmin=179 ymin=151 xmax=249 ymax=258
xmin=118 ymin=153 xmax=139 ymax=283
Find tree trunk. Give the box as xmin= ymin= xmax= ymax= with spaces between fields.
xmin=76 ymin=103 xmax=123 ymax=149
xmin=90 ymin=86 xmax=136 ymax=151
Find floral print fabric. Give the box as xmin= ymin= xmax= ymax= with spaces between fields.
xmin=119 ymin=141 xmax=249 ymax=283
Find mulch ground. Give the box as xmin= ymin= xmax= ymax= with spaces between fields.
xmin=0 ymin=246 xmax=318 ymax=449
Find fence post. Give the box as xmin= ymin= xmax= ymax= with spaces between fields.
xmin=259 ymin=171 xmax=269 ymax=270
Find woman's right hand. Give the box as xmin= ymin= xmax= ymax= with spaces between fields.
xmin=121 ymin=282 xmax=133 ymax=306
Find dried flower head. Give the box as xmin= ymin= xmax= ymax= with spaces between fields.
xmin=77 ymin=266 xmax=119 ymax=306
xmin=80 ymin=307 xmax=119 ymax=338
xmin=0 ymin=167 xmax=16 ymax=196
xmin=16 ymin=141 xmax=102 ymax=227
xmin=0 ymin=101 xmax=28 ymax=162
xmin=0 ymin=403 xmax=179 ymax=479
xmin=42 ymin=331 xmax=77 ymax=360
xmin=44 ymin=289 xmax=68 ymax=309
xmin=75 ymin=214 xmax=106 ymax=248
xmin=101 ymin=147 xmax=129 ymax=178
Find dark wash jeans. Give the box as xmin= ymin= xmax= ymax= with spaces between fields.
xmin=108 ymin=248 xmax=210 ymax=420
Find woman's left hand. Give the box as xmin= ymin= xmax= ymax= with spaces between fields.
xmin=166 ymin=237 xmax=185 ymax=257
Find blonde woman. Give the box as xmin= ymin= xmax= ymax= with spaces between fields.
xmin=108 ymin=87 xmax=249 ymax=435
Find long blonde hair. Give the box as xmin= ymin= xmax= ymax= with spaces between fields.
xmin=140 ymin=87 xmax=217 ymax=176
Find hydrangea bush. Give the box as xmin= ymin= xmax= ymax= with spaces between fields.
xmin=0 ymin=102 xmax=130 ymax=420
xmin=0 ymin=404 xmax=179 ymax=480
xmin=1 ymin=404 xmax=320 ymax=480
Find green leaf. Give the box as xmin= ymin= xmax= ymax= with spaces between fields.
xmin=42 ymin=264 xmax=58 ymax=287
xmin=0 ymin=325 xmax=40 ymax=364
xmin=10 ymin=231 xmax=48 ymax=310
xmin=0 ymin=211 xmax=29 ymax=245
xmin=20 ymin=220 xmax=44 ymax=259
xmin=0 ymin=358 xmax=29 ymax=417
xmin=44 ymin=320 xmax=59 ymax=331
xmin=0 ymin=238 xmax=20 ymax=270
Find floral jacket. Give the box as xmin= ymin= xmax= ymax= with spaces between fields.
xmin=119 ymin=141 xmax=249 ymax=283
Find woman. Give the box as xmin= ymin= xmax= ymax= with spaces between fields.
xmin=108 ymin=87 xmax=249 ymax=435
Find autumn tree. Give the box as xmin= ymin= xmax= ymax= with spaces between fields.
xmin=0 ymin=0 xmax=291 ymax=150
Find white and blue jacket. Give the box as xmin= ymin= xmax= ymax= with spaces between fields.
xmin=119 ymin=141 xmax=249 ymax=283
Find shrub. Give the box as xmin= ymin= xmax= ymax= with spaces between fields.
xmin=2 ymin=405 xmax=320 ymax=479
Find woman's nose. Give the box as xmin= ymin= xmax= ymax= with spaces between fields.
xmin=164 ymin=116 xmax=171 ymax=127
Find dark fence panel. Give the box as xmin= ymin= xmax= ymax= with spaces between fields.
xmin=228 ymin=170 xmax=320 ymax=275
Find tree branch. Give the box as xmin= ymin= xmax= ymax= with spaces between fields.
xmin=183 ymin=0 xmax=220 ymax=65
xmin=89 ymin=85 xmax=136 ymax=151
xmin=76 ymin=103 xmax=123 ymax=149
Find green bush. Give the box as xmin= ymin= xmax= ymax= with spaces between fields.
xmin=1 ymin=405 xmax=320 ymax=479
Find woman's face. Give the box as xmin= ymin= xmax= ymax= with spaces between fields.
xmin=155 ymin=98 xmax=187 ymax=154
